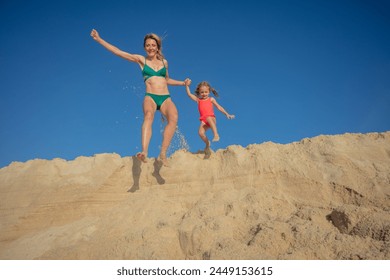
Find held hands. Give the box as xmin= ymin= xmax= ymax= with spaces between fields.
xmin=226 ymin=114 xmax=235 ymax=120
xmin=184 ymin=78 xmax=192 ymax=86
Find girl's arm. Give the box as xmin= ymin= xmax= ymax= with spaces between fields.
xmin=185 ymin=84 xmax=198 ymax=102
xmin=91 ymin=29 xmax=143 ymax=65
xmin=211 ymin=98 xmax=235 ymax=119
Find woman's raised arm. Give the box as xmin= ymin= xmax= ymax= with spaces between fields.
xmin=91 ymin=29 xmax=143 ymax=64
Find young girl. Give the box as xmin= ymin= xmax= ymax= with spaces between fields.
xmin=185 ymin=81 xmax=235 ymax=153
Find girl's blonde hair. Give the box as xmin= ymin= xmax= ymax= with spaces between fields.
xmin=143 ymin=33 xmax=164 ymax=60
xmin=195 ymin=81 xmax=219 ymax=97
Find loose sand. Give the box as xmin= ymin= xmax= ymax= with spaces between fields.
xmin=0 ymin=132 xmax=389 ymax=259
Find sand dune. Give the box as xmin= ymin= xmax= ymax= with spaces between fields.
xmin=0 ymin=132 xmax=389 ymax=260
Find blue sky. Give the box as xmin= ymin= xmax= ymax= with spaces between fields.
xmin=1 ymin=0 xmax=389 ymax=168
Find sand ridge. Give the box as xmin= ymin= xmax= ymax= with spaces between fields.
xmin=0 ymin=132 xmax=389 ymax=259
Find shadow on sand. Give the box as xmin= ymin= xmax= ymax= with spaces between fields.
xmin=128 ymin=157 xmax=165 ymax=193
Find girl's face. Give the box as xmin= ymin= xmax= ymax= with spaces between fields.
xmin=144 ymin=38 xmax=159 ymax=57
xmin=198 ymin=86 xmax=210 ymax=99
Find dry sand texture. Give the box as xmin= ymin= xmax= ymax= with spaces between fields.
xmin=0 ymin=132 xmax=389 ymax=259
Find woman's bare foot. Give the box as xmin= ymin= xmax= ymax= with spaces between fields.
xmin=136 ymin=152 xmax=147 ymax=163
xmin=212 ymin=134 xmax=220 ymax=142
xmin=158 ymin=153 xmax=170 ymax=167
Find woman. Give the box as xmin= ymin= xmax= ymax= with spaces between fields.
xmin=90 ymin=29 xmax=190 ymax=166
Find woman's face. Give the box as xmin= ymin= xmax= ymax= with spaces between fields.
xmin=144 ymin=38 xmax=159 ymax=57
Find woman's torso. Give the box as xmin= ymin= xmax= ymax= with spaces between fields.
xmin=142 ymin=58 xmax=169 ymax=94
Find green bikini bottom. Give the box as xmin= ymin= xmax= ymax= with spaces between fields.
xmin=145 ymin=93 xmax=170 ymax=110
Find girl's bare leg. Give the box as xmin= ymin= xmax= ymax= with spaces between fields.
xmin=159 ymin=99 xmax=178 ymax=166
xmin=206 ymin=116 xmax=219 ymax=141
xmin=138 ymin=96 xmax=156 ymax=162
xmin=199 ymin=124 xmax=211 ymax=155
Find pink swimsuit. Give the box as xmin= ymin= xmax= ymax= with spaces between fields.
xmin=198 ymin=98 xmax=215 ymax=126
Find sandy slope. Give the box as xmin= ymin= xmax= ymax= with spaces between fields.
xmin=0 ymin=132 xmax=389 ymax=259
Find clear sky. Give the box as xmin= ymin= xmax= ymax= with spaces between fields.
xmin=1 ymin=0 xmax=389 ymax=168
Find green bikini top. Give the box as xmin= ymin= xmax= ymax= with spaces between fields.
xmin=142 ymin=58 xmax=167 ymax=82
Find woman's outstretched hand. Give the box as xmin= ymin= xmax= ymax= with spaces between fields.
xmin=90 ymin=29 xmax=100 ymax=41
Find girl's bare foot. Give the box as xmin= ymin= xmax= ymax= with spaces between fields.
xmin=212 ymin=135 xmax=220 ymax=142
xmin=204 ymin=140 xmax=211 ymax=156
xmin=136 ymin=152 xmax=147 ymax=163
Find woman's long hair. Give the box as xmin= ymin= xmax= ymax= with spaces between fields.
xmin=143 ymin=33 xmax=164 ymax=60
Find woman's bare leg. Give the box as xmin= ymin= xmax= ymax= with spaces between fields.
xmin=138 ymin=96 xmax=156 ymax=162
xmin=159 ymin=99 xmax=178 ymax=166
